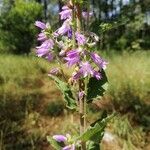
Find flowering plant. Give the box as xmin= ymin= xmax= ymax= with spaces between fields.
xmin=35 ymin=0 xmax=113 ymax=149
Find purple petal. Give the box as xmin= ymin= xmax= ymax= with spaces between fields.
xmin=37 ymin=33 xmax=47 ymax=41
xmin=75 ymin=32 xmax=86 ymax=45
xmin=59 ymin=8 xmax=72 ymax=20
xmin=90 ymin=52 xmax=108 ymax=69
xmin=93 ymin=71 xmax=102 ymax=80
xmin=63 ymin=144 xmax=75 ymax=150
xmin=36 ymin=48 xmax=49 ymax=57
xmin=45 ymin=53 xmax=53 ymax=61
xmin=72 ymin=72 xmax=82 ymax=80
xmin=52 ymin=135 xmax=67 ymax=142
xmin=37 ymin=39 xmax=54 ymax=50
xmin=79 ymin=62 xmax=94 ymax=77
xmin=57 ymin=19 xmax=71 ymax=35
xmin=65 ymin=49 xmax=80 ymax=67
xmin=35 ymin=21 xmax=46 ymax=30
xmin=78 ymin=91 xmax=85 ymax=100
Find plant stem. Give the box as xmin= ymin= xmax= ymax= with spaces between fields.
xmin=76 ymin=3 xmax=86 ymax=150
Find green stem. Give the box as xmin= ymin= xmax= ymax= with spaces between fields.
xmin=71 ymin=0 xmax=76 ymax=48
xmin=76 ymin=3 xmax=86 ymax=150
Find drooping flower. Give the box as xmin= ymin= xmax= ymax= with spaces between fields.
xmin=75 ymin=32 xmax=86 ymax=45
xmin=45 ymin=53 xmax=53 ymax=61
xmin=37 ymin=32 xmax=47 ymax=41
xmin=52 ymin=135 xmax=67 ymax=142
xmin=90 ymin=52 xmax=108 ymax=70
xmin=73 ymin=62 xmax=94 ymax=80
xmin=64 ymin=49 xmax=80 ymax=67
xmin=63 ymin=144 xmax=75 ymax=150
xmin=93 ymin=70 xmax=101 ymax=80
xmin=35 ymin=21 xmax=46 ymax=30
xmin=36 ymin=39 xmax=54 ymax=60
xmin=36 ymin=39 xmax=54 ymax=51
xmin=57 ymin=19 xmax=71 ymax=36
xmin=59 ymin=5 xmax=72 ymax=20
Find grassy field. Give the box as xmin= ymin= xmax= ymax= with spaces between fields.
xmin=0 ymin=51 xmax=149 ymax=149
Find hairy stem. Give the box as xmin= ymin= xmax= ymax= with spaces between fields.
xmin=76 ymin=3 xmax=86 ymax=150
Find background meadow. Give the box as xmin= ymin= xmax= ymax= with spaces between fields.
xmin=0 ymin=0 xmax=150 ymax=150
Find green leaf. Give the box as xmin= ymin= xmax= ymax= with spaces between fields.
xmin=87 ymin=69 xmax=108 ymax=102
xmin=87 ymin=141 xmax=100 ymax=150
xmin=49 ymin=75 xmax=77 ymax=110
xmin=78 ymin=114 xmax=114 ymax=143
xmin=47 ymin=136 xmax=62 ymax=150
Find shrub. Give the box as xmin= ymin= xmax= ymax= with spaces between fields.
xmin=0 ymin=0 xmax=42 ymax=54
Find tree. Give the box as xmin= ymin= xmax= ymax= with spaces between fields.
xmin=0 ymin=0 xmax=42 ymax=54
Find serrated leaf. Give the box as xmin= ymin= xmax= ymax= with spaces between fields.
xmin=49 ymin=75 xmax=77 ymax=110
xmin=87 ymin=69 xmax=108 ymax=102
xmin=78 ymin=114 xmax=114 ymax=143
xmin=47 ymin=136 xmax=62 ymax=150
xmin=87 ymin=141 xmax=100 ymax=150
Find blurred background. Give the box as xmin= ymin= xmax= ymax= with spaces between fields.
xmin=0 ymin=0 xmax=149 ymax=149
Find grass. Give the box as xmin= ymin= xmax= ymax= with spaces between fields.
xmin=0 ymin=51 xmax=149 ymax=149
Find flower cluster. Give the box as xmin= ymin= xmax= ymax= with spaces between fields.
xmin=35 ymin=3 xmax=108 ymax=81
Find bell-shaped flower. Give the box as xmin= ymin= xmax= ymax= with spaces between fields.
xmin=93 ymin=70 xmax=101 ymax=80
xmin=52 ymin=135 xmax=67 ymax=142
xmin=36 ymin=39 xmax=54 ymax=52
xmin=57 ymin=19 xmax=71 ymax=36
xmin=59 ymin=5 xmax=72 ymax=20
xmin=63 ymin=144 xmax=75 ymax=150
xmin=36 ymin=39 xmax=54 ymax=61
xmin=90 ymin=52 xmax=108 ymax=70
xmin=35 ymin=21 xmax=46 ymax=30
xmin=64 ymin=49 xmax=80 ymax=67
xmin=37 ymin=32 xmax=47 ymax=41
xmin=79 ymin=62 xmax=94 ymax=77
xmin=75 ymin=32 xmax=86 ymax=45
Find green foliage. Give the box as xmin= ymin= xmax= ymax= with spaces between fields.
xmin=77 ymin=114 xmax=114 ymax=150
xmin=111 ymin=115 xmax=146 ymax=150
xmin=0 ymin=0 xmax=42 ymax=54
xmin=87 ymin=69 xmax=108 ymax=102
xmin=49 ymin=75 xmax=77 ymax=110
xmin=106 ymin=51 xmax=150 ymax=127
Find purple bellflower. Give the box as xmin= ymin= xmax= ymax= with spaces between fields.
xmin=79 ymin=62 xmax=94 ymax=77
xmin=75 ymin=32 xmax=86 ymax=45
xmin=57 ymin=19 xmax=71 ymax=35
xmin=59 ymin=5 xmax=72 ymax=20
xmin=73 ymin=62 xmax=102 ymax=80
xmin=63 ymin=144 xmax=75 ymax=150
xmin=52 ymin=135 xmax=67 ymax=142
xmin=90 ymin=52 xmax=108 ymax=70
xmin=36 ymin=39 xmax=54 ymax=61
xmin=65 ymin=49 xmax=80 ymax=67
xmin=37 ymin=33 xmax=47 ymax=41
xmin=73 ymin=62 xmax=94 ymax=80
xmin=35 ymin=21 xmax=46 ymax=30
